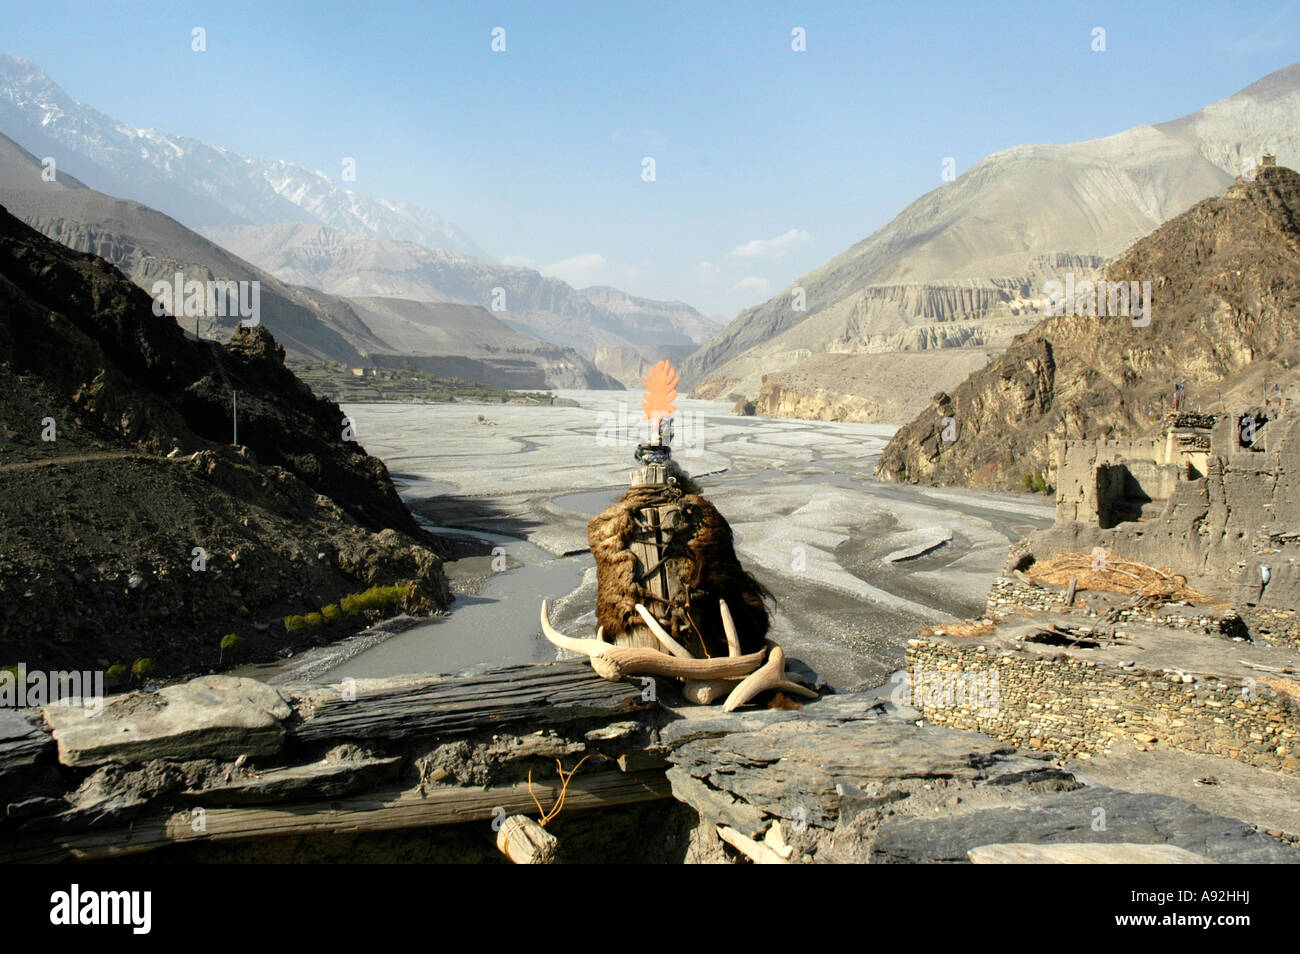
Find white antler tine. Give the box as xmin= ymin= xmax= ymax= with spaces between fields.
xmin=635 ymin=604 xmax=693 ymax=659
xmin=719 ymin=598 xmax=741 ymax=657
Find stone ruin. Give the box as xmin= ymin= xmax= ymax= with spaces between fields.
xmin=1053 ymin=411 xmax=1216 ymax=529
xmin=1022 ymin=407 xmax=1299 ymax=628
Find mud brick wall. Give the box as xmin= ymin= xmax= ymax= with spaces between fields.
xmin=904 ymin=639 xmax=1300 ymax=774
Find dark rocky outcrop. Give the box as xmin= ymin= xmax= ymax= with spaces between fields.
xmin=0 ymin=204 xmax=450 ymax=675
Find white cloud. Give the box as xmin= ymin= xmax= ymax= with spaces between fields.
xmin=733 ymin=276 xmax=771 ymax=294
xmin=697 ymin=260 xmax=721 ymax=274
xmin=730 ymin=228 xmax=811 ymax=259
xmin=541 ymin=252 xmax=641 ymax=289
xmin=500 ymin=254 xmax=538 ymax=269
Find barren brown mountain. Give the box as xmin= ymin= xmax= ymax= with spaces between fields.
xmin=875 ymin=164 xmax=1300 ymax=491
xmin=685 ymin=65 xmax=1300 ymax=423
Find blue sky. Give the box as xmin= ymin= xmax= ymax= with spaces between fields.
xmin=3 ymin=1 xmax=1298 ymax=319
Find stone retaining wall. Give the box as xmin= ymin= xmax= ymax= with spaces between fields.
xmin=1244 ymin=607 xmax=1300 ymax=650
xmin=904 ymin=638 xmax=1300 ymax=774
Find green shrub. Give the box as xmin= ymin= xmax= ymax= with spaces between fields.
xmin=340 ymin=584 xmax=408 ymax=616
xmin=219 ymin=633 xmax=245 ymax=664
xmin=1021 ymin=471 xmax=1050 ymax=493
xmin=305 ymin=612 xmax=325 ymax=627
xmin=131 ymin=658 xmax=155 ymax=683
xmin=107 ymin=662 xmax=128 ymax=682
xmin=322 ymin=603 xmax=342 ymax=622
xmin=284 ymin=614 xmax=307 ymax=632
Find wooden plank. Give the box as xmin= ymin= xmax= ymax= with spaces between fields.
xmin=289 ymin=660 xmax=649 ymax=744
xmin=4 ymin=768 xmax=671 ymax=863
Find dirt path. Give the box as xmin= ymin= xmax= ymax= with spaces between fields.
xmin=0 ymin=450 xmax=147 ymax=473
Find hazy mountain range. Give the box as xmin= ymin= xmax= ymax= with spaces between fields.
xmin=0 ymin=54 xmax=715 ymax=388
xmin=0 ymin=53 xmax=490 ymax=259
xmin=200 ymin=222 xmax=720 ymax=361
xmin=684 ymin=63 xmax=1300 ymax=423
xmin=0 ymin=130 xmax=618 ymax=388
xmin=8 ymin=50 xmax=1298 ymax=412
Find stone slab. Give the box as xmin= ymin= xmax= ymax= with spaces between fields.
xmin=44 ymin=676 xmax=291 ymax=767
xmin=874 ymin=788 xmax=1300 ymax=864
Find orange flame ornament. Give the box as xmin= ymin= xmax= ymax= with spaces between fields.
xmin=641 ymin=359 xmax=679 ymax=431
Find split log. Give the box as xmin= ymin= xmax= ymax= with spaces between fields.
xmin=1064 ymin=577 xmax=1078 ymax=606
xmin=183 ymin=755 xmax=403 ymax=806
xmin=496 ymin=814 xmax=558 ymax=864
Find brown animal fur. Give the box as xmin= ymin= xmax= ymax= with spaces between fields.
xmin=588 ymin=484 xmax=770 ymax=657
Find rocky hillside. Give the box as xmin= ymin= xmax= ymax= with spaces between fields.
xmin=202 ymin=222 xmax=719 ymax=357
xmin=0 ymin=130 xmax=387 ymax=364
xmin=0 ymin=205 xmax=451 ymax=675
xmin=875 ymin=164 xmax=1300 ymax=491
xmin=683 ymin=63 xmax=1300 ymax=422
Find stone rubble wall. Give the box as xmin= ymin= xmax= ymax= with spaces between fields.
xmin=1244 ymin=607 xmax=1300 ymax=650
xmin=904 ymin=638 xmax=1300 ymax=774
xmin=985 ymin=578 xmax=1243 ymax=637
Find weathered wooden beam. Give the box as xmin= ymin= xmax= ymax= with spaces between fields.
xmin=183 ymin=755 xmax=403 ymax=806
xmin=3 ymin=768 xmax=670 ymax=863
xmin=288 ymin=660 xmax=649 ymax=744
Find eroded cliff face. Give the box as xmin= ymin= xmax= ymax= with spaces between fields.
xmin=693 ymin=267 xmax=1094 ymax=423
xmin=875 ymin=166 xmax=1300 ymax=491
xmin=752 ymin=377 xmax=891 ymax=423
xmin=722 ymin=350 xmax=996 ymax=425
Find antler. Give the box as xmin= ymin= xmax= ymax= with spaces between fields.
xmin=722 ymin=644 xmax=818 ymax=712
xmin=540 ymin=601 xmax=765 ymax=682
xmin=682 ymin=598 xmax=748 ymax=703
xmin=719 ymin=598 xmax=741 ymax=657
xmin=634 ymin=604 xmax=692 ymax=658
